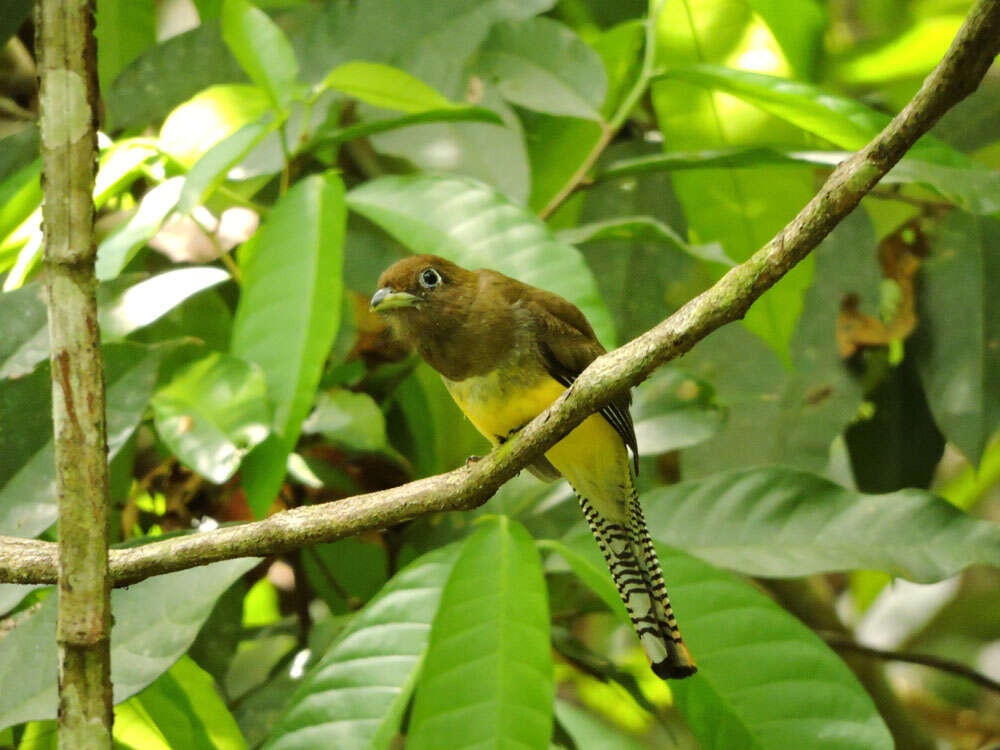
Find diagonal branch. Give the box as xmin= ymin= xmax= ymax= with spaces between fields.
xmin=2 ymin=0 xmax=1000 ymax=590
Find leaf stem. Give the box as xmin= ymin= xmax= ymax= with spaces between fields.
xmin=538 ymin=0 xmax=665 ymax=219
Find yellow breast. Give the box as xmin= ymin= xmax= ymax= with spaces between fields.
xmin=443 ymin=366 xmax=630 ymax=521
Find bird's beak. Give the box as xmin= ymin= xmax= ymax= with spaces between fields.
xmin=370 ymin=287 xmax=421 ymax=312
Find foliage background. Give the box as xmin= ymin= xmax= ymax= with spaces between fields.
xmin=1 ymin=0 xmax=999 ymax=747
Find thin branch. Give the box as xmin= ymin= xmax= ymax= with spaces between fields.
xmin=35 ymin=0 xmax=114 ymax=745
xmin=538 ymin=0 xmax=664 ymax=219
xmin=2 ymin=0 xmax=999 ymax=591
xmin=821 ymin=633 xmax=1000 ymax=695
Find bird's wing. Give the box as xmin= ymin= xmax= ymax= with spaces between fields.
xmin=523 ymin=288 xmax=640 ymax=474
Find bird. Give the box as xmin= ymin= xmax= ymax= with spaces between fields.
xmin=370 ymin=254 xmax=696 ymax=680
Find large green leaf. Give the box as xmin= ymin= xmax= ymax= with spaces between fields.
xmin=222 ymin=0 xmax=299 ymax=109
xmin=95 ymin=0 xmax=157 ymax=94
xmin=680 ymin=211 xmax=877 ymax=475
xmin=107 ymin=22 xmax=246 ymax=131
xmin=0 ymin=559 xmax=257 ymax=729
xmin=0 ymin=159 xmax=41 ymax=249
xmin=263 ymin=545 xmax=460 ymax=750
xmin=407 ymin=517 xmax=553 ymax=750
xmin=562 ymin=535 xmax=892 ymax=749
xmin=554 ymin=699 xmax=648 ymax=750
xmin=0 ymin=270 xmax=227 ymax=378
xmin=476 ymin=16 xmax=608 ymax=121
xmin=632 ymin=369 xmax=726 ymax=455
xmin=300 ymin=537 xmax=388 ymax=615
xmin=347 ymin=174 xmax=615 ymax=346
xmin=231 ymin=173 xmax=346 ymax=515
xmin=656 ymin=64 xmax=1000 ymax=215
xmin=652 ymin=9 xmax=817 ymax=361
xmin=152 ymin=352 xmax=271 ymax=483
xmin=912 ymin=212 xmax=1000 ymax=467
xmin=301 ymin=389 xmax=388 ymax=454
xmin=642 ymin=467 xmax=1000 ymax=582
xmin=320 ymin=62 xmax=458 ymax=113
xmin=95 ymin=178 xmax=184 ymax=281
xmin=0 ymin=343 xmax=160 ymax=537
xmin=114 ymin=656 xmax=246 ymax=750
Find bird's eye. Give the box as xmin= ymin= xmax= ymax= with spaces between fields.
xmin=419 ymin=268 xmax=441 ymax=289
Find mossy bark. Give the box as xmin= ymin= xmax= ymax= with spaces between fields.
xmin=35 ymin=0 xmax=114 ymax=746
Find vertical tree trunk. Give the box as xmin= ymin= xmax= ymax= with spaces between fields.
xmin=35 ymin=0 xmax=114 ymax=745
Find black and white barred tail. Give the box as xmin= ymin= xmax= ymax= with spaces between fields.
xmin=577 ymin=488 xmax=696 ymax=680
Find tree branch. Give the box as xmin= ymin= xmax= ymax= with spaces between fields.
xmin=35 ymin=0 xmax=114 ymax=745
xmin=820 ymin=632 xmax=1000 ymax=695
xmin=2 ymin=0 xmax=999 ymax=591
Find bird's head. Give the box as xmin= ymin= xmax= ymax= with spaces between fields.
xmin=370 ymin=254 xmax=474 ymax=322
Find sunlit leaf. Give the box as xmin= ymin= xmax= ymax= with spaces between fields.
xmin=657 ymin=64 xmax=1000 ymax=214
xmin=320 ymin=62 xmax=457 ymax=113
xmin=231 ymin=173 xmax=346 ymax=515
xmin=408 ymin=517 xmax=553 ymax=750
xmin=114 ymin=657 xmax=246 ymax=750
xmin=222 ymin=0 xmax=299 ymax=109
xmin=263 ymin=545 xmax=459 ymax=750
xmin=152 ymin=352 xmax=271 ymax=483
xmin=96 ymin=178 xmax=185 ymax=281
xmin=0 ymin=559 xmax=257 ymax=729
xmin=100 ymin=268 xmax=231 ymax=339
xmin=347 ymin=173 xmax=615 ymax=346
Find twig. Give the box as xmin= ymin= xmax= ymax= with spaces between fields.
xmin=538 ymin=0 xmax=665 ymax=219
xmin=821 ymin=632 xmax=1000 ymax=695
xmin=2 ymin=0 xmax=999 ymax=592
xmin=35 ymin=0 xmax=114 ymax=744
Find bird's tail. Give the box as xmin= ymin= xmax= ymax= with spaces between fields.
xmin=577 ymin=486 xmax=697 ymax=679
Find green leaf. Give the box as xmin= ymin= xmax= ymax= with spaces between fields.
xmin=0 ymin=0 xmax=31 ymax=47
xmin=95 ymin=0 xmax=157 ymax=94
xmin=320 ymin=62 xmax=457 ymax=113
xmin=301 ymin=537 xmax=388 ymax=615
xmin=0 ymin=128 xmax=39 ymax=185
xmin=558 ymin=216 xmax=734 ymax=267
xmin=95 ymin=177 xmax=184 ymax=281
xmin=263 ymin=545 xmax=460 ymax=750
xmin=231 ymin=173 xmax=346 ymax=515
xmin=912 ymin=212 xmax=1000 ymax=467
xmin=844 ymin=357 xmax=944 ymax=493
xmin=408 ymin=517 xmax=553 ymax=750
xmin=0 ymin=343 xmax=160 ymax=537
xmin=0 ymin=282 xmax=48 ymax=379
xmin=680 ymin=211 xmax=877 ymax=475
xmin=835 ymin=15 xmax=963 ymax=85
xmin=643 ymin=466 xmax=1000 ymax=582
xmin=476 ymin=17 xmax=607 ymax=121
xmin=538 ymin=538 xmax=628 ymax=624
xmin=651 ymin=17 xmax=818 ymax=360
xmin=94 ymin=139 xmax=160 ymax=208
xmin=0 ymin=559 xmax=257 ymax=729
xmin=177 ymin=115 xmax=283 ymax=214
xmin=347 ymin=174 xmax=615 ymax=346
xmin=632 ymin=369 xmax=726 ymax=455
xmin=656 ymin=64 xmax=1000 ymax=214
xmin=222 ymin=0 xmax=299 ymax=109
xmin=563 ymin=536 xmax=892 ymax=749
xmin=553 ymin=699 xmax=647 ymax=750
xmin=107 ymin=22 xmax=246 ymax=131
xmin=114 ymin=656 xmax=246 ymax=750
xmin=0 ymin=159 xmax=41 ymax=247
xmin=160 ymin=84 xmax=272 ymax=168
xmin=100 ymin=267 xmax=231 ymax=340
xmin=301 ymin=389 xmax=387 ymax=454
xmin=152 ymin=352 xmax=271 ymax=483
xmin=308 ymin=106 xmax=504 ymax=152
xmin=387 ymin=361 xmax=488 ymax=477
